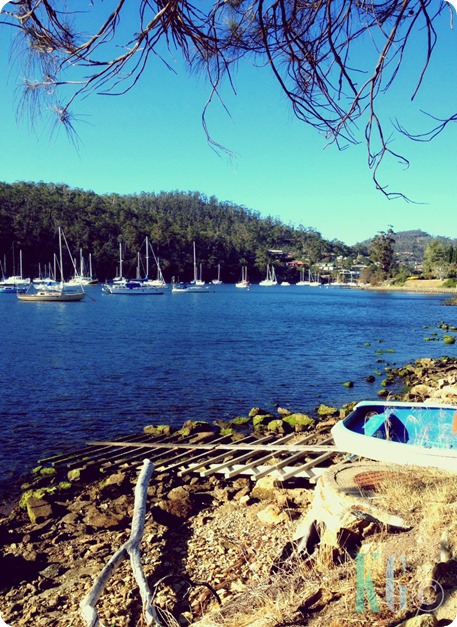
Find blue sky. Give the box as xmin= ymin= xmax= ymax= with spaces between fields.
xmin=0 ymin=2 xmax=456 ymax=246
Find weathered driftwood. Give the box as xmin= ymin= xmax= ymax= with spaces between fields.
xmin=80 ymin=458 xmax=161 ymax=627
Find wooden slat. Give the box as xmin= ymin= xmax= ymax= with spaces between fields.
xmin=37 ymin=429 xmax=342 ymax=484
xmin=178 ymin=434 xmax=277 ymax=476
xmin=89 ymin=439 xmax=339 ymax=453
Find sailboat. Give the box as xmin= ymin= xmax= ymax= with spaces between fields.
xmin=142 ymin=238 xmax=167 ymax=288
xmin=296 ymin=268 xmax=320 ymax=287
xmin=235 ymin=266 xmax=250 ymax=289
xmin=102 ymin=240 xmax=163 ymax=295
xmin=309 ymin=270 xmax=321 ymax=287
xmin=172 ymin=242 xmax=211 ymax=293
xmin=296 ymin=268 xmax=310 ymax=286
xmin=259 ymin=264 xmax=278 ymax=286
xmin=211 ymin=263 xmax=223 ymax=285
xmin=0 ymin=250 xmax=30 ymax=293
xmin=18 ymin=228 xmax=85 ymax=302
xmin=66 ymin=249 xmax=98 ymax=286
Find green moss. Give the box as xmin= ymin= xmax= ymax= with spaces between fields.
xmin=317 ymin=404 xmax=339 ymax=417
xmin=231 ymin=416 xmax=251 ymax=426
xmin=282 ymin=413 xmax=315 ymax=431
xmin=363 ymin=342 xmax=371 ymax=347
xmin=176 ymin=420 xmax=210 ymax=437
xmin=443 ymin=336 xmax=456 ymax=345
xmin=40 ymin=467 xmax=57 ymax=477
xmin=58 ymin=482 xmax=72 ymax=490
xmin=219 ymin=427 xmax=234 ymax=436
xmin=343 ymin=381 xmax=354 ymax=388
xmin=67 ymin=468 xmax=82 ymax=482
xmin=143 ymin=424 xmax=172 ymax=436
xmin=20 ymin=486 xmax=57 ymax=509
xmin=252 ymin=414 xmax=272 ymax=427
xmin=267 ymin=419 xmax=291 ymax=433
xmin=249 ymin=407 xmax=270 ymax=418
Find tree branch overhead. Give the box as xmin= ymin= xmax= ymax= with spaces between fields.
xmin=2 ymin=0 xmax=455 ymax=197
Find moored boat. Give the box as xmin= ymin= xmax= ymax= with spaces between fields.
xmin=235 ymin=266 xmax=250 ymax=289
xmin=17 ymin=227 xmax=85 ymax=302
xmin=103 ymin=281 xmax=163 ymax=295
xmin=259 ymin=264 xmax=278 ymax=286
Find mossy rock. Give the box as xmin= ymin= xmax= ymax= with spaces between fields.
xmin=219 ymin=427 xmax=234 ymax=437
xmin=39 ymin=466 xmax=57 ymax=477
xmin=67 ymin=468 xmax=83 ymax=482
xmin=340 ymin=402 xmax=358 ymax=417
xmin=20 ymin=486 xmax=57 ymax=509
xmin=58 ymin=481 xmax=72 ymax=490
xmin=377 ymin=389 xmax=389 ymax=398
xmin=365 ymin=375 xmax=376 ymax=383
xmin=363 ymin=342 xmax=371 ymax=347
xmin=143 ymin=424 xmax=173 ymax=436
xmin=317 ymin=404 xmax=339 ymax=417
xmin=282 ymin=413 xmax=315 ymax=431
xmin=230 ymin=416 xmax=251 ymax=426
xmin=249 ymin=407 xmax=271 ymax=418
xmin=252 ymin=414 xmax=273 ymax=428
xmin=267 ymin=419 xmax=292 ymax=433
xmin=177 ymin=420 xmax=212 ymax=437
xmin=343 ymin=381 xmax=354 ymax=388
xmin=443 ymin=336 xmax=456 ymax=345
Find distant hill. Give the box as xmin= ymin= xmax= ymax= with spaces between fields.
xmin=360 ymin=230 xmax=457 ymax=264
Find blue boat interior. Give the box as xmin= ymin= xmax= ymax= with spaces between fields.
xmin=347 ymin=405 xmax=457 ymax=449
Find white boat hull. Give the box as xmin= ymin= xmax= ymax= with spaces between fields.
xmin=331 ymin=400 xmax=457 ymax=472
xmin=18 ymin=290 xmax=85 ymax=302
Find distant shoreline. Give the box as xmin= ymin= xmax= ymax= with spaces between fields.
xmin=359 ymin=278 xmax=457 ymax=296
xmin=361 ymin=285 xmax=457 ymax=295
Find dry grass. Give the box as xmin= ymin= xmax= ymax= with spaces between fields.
xmin=193 ymin=466 xmax=457 ymax=627
xmin=373 ymin=466 xmax=457 ymax=530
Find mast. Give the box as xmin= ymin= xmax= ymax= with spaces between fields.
xmin=80 ymin=249 xmax=84 ymax=277
xmin=193 ymin=241 xmax=197 ymax=283
xmin=119 ymin=242 xmax=123 ymax=280
xmin=19 ymin=250 xmax=23 ymax=279
xmin=89 ymin=254 xmax=93 ymax=278
xmin=145 ymin=236 xmax=149 ymax=279
xmin=58 ymin=227 xmax=64 ymax=285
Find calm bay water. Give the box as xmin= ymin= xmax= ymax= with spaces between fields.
xmin=0 ymin=285 xmax=454 ymax=489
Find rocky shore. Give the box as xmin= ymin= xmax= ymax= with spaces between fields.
xmin=2 ymin=358 xmax=457 ymax=627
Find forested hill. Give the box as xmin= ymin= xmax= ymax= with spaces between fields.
xmin=0 ymin=181 xmax=352 ymax=283
xmin=392 ymin=230 xmax=457 ymax=263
